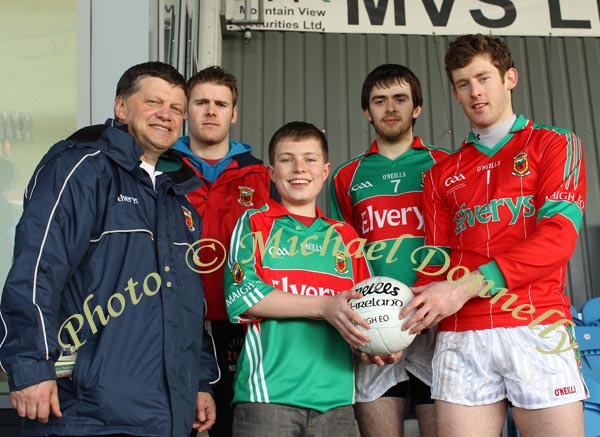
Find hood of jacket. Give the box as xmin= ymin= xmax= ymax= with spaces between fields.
xmin=172 ymin=136 xmax=253 ymax=182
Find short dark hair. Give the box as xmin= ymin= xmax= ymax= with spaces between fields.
xmin=115 ymin=61 xmax=185 ymax=99
xmin=445 ymin=34 xmax=514 ymax=84
xmin=268 ymin=121 xmax=329 ymax=165
xmin=186 ymin=66 xmax=239 ymax=105
xmin=361 ymin=64 xmax=423 ymax=127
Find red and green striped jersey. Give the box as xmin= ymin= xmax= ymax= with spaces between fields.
xmin=224 ymin=199 xmax=372 ymax=412
xmin=329 ymin=137 xmax=450 ymax=285
xmin=416 ymin=115 xmax=586 ymax=331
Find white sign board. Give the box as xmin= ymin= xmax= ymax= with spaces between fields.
xmin=225 ymin=0 xmax=600 ymax=36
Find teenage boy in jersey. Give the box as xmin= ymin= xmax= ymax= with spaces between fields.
xmin=225 ymin=121 xmax=376 ymax=436
xmin=400 ymin=34 xmax=587 ymax=437
xmin=330 ymin=64 xmax=449 ymax=437
xmin=172 ymin=66 xmax=274 ymax=436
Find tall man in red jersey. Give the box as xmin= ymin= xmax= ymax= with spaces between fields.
xmin=330 ymin=64 xmax=449 ymax=437
xmin=401 ymin=34 xmax=587 ymax=437
xmin=172 ymin=66 xmax=274 ymax=437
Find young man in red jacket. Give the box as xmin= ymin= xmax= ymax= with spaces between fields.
xmin=173 ymin=66 xmax=275 ymax=437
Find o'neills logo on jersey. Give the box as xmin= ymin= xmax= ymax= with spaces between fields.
xmin=231 ymin=262 xmax=244 ymax=284
xmin=361 ymin=205 xmax=424 ymax=234
xmin=271 ymin=276 xmax=336 ymax=296
xmin=335 ymin=251 xmax=347 ymax=274
xmin=182 ymin=206 xmax=195 ymax=232
xmin=238 ymin=186 xmax=255 ymax=206
xmin=512 ymin=152 xmax=531 ymax=176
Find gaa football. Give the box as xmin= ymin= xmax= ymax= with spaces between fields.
xmin=349 ymin=276 xmax=417 ymax=355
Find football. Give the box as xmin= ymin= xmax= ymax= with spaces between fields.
xmin=349 ymin=276 xmax=417 ymax=355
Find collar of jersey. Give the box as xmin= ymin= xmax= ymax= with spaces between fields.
xmin=365 ymin=136 xmax=427 ymax=158
xmin=465 ymin=114 xmax=529 ymax=157
xmin=263 ymin=199 xmax=325 ymax=222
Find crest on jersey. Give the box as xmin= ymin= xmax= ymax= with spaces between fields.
xmin=238 ymin=186 xmax=255 ymax=206
xmin=512 ymin=152 xmax=530 ymax=177
xmin=420 ymin=172 xmax=426 ymax=187
xmin=335 ymin=251 xmax=348 ymax=274
xmin=231 ymin=262 xmax=244 ymax=284
xmin=182 ymin=206 xmax=195 ymax=232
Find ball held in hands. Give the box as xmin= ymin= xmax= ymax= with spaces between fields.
xmin=349 ymin=276 xmax=417 ymax=355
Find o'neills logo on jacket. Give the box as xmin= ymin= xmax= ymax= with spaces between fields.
xmin=238 ymin=186 xmax=255 ymax=206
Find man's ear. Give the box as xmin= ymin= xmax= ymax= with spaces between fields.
xmin=114 ymin=96 xmax=126 ymax=122
xmin=412 ymin=105 xmax=422 ymax=119
xmin=505 ymin=67 xmax=518 ymax=91
xmin=231 ymin=105 xmax=239 ymax=125
xmin=451 ymin=85 xmax=459 ymax=103
xmin=364 ymin=108 xmax=373 ymax=123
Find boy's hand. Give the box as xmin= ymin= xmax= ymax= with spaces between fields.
xmin=322 ymin=290 xmax=370 ymax=349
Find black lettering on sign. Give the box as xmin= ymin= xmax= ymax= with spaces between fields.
xmin=347 ymin=0 xmax=406 ymax=25
xmin=422 ymin=0 xmax=454 ymax=26
xmin=471 ymin=0 xmax=517 ymax=28
xmin=548 ymin=0 xmax=591 ymax=29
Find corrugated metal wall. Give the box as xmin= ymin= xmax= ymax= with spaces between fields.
xmin=221 ymin=32 xmax=600 ymax=307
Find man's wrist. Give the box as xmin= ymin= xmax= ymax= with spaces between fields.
xmin=459 ymin=270 xmax=489 ymax=299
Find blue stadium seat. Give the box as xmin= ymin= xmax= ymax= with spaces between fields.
xmin=582 ymin=297 xmax=600 ymax=326
xmin=584 ymin=401 xmax=600 ymax=437
xmin=576 ymin=323 xmax=600 ymax=437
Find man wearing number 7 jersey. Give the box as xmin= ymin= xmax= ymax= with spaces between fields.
xmin=330 ymin=64 xmax=450 ymax=437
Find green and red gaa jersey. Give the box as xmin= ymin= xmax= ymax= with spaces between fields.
xmin=329 ymin=137 xmax=450 ymax=285
xmin=416 ymin=115 xmax=586 ymax=331
xmin=224 ymin=199 xmax=372 ymax=412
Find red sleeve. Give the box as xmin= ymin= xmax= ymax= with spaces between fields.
xmin=490 ymin=131 xmax=586 ymax=289
xmin=329 ymin=162 xmax=359 ymax=226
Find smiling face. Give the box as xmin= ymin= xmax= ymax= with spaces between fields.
xmin=451 ymin=54 xmax=518 ymax=129
xmin=114 ymin=76 xmax=186 ymax=164
xmin=186 ymin=82 xmax=238 ymax=153
xmin=269 ymin=138 xmax=330 ymax=217
xmin=365 ymin=80 xmax=421 ymax=146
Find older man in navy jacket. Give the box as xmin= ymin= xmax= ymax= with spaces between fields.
xmin=0 ymin=62 xmax=218 ymax=436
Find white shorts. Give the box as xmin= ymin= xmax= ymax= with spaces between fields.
xmin=354 ymin=328 xmax=436 ymax=403
xmin=355 ymin=356 xmax=408 ymax=403
xmin=404 ymin=326 xmax=436 ymax=387
xmin=432 ymin=325 xmax=588 ymax=408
